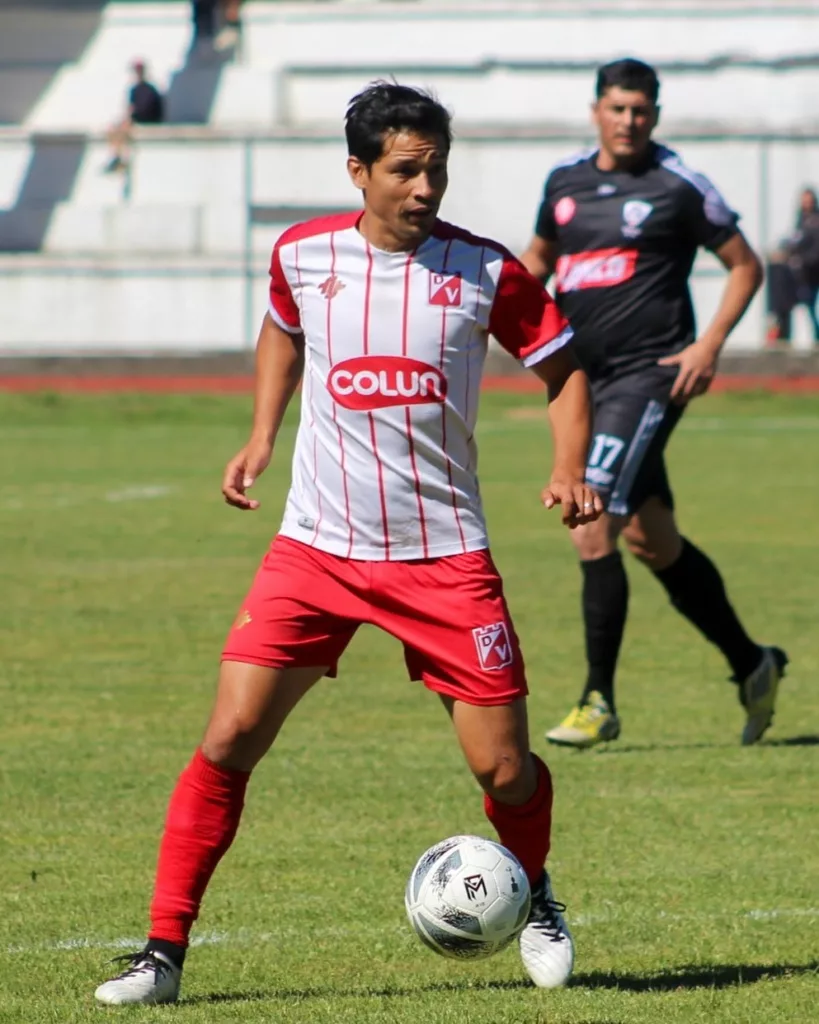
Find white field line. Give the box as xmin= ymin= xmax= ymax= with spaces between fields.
xmin=104 ymin=485 xmax=173 ymax=503
xmin=7 ymin=908 xmax=819 ymax=955
xmin=0 ymin=484 xmax=174 ymax=511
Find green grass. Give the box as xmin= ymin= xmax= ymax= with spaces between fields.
xmin=1 ymin=390 xmax=818 ymax=1024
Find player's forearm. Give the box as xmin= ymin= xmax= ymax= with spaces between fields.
xmin=545 ymin=365 xmax=594 ymax=478
xmin=250 ymin=318 xmax=304 ymax=444
xmin=520 ymin=244 xmax=555 ymax=284
xmin=703 ymin=260 xmax=763 ymax=350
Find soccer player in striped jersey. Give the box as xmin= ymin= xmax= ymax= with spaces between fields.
xmin=94 ymin=81 xmax=603 ymax=1005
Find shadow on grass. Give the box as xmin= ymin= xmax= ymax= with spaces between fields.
xmin=583 ymin=734 xmax=819 ymax=754
xmin=764 ymin=734 xmax=819 ymax=747
xmin=572 ymin=961 xmax=818 ymax=991
xmin=183 ymin=961 xmax=818 ymax=1004
xmin=591 ymin=742 xmax=733 ymax=755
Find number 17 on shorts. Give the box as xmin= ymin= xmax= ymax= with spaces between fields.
xmin=472 ymin=622 xmax=515 ymax=671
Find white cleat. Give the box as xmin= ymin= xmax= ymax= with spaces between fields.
xmin=740 ymin=646 xmax=788 ymax=746
xmin=519 ymin=871 xmax=574 ymax=988
xmin=94 ymin=949 xmax=181 ymax=1005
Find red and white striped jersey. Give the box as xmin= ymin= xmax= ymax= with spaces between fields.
xmin=268 ymin=212 xmax=572 ymax=561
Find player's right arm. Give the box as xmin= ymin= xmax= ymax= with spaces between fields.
xmin=222 ymin=237 xmax=305 ymax=510
xmin=520 ymin=176 xmax=560 ymax=283
xmin=520 ymin=235 xmax=558 ymax=283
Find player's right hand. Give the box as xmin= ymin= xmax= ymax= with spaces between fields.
xmin=542 ymin=475 xmax=604 ymax=529
xmin=222 ymin=439 xmax=273 ymax=510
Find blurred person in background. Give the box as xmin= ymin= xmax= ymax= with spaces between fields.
xmin=521 ymin=58 xmax=787 ymax=750
xmin=191 ymin=0 xmax=242 ymax=54
xmin=103 ymin=60 xmax=164 ymax=174
xmin=766 ymin=187 xmax=819 ymax=344
xmin=214 ymin=0 xmax=243 ymax=52
xmin=190 ymin=0 xmax=218 ymax=49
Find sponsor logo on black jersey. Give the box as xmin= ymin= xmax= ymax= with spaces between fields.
xmin=555 ymin=248 xmax=638 ymax=293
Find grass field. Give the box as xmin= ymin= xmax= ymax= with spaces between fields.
xmin=1 ymin=389 xmax=818 ymax=1024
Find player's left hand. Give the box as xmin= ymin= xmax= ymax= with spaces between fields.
xmin=542 ymin=476 xmax=604 ymax=529
xmin=658 ymin=338 xmax=721 ymax=402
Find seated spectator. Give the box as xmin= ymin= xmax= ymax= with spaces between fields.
xmin=103 ymin=60 xmax=164 ymax=175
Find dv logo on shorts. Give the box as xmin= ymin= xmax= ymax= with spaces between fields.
xmin=429 ymin=272 xmax=462 ymax=307
xmin=472 ymin=622 xmax=514 ymax=671
xmin=328 ymin=356 xmax=448 ymax=411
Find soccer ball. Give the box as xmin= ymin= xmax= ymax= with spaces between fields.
xmin=404 ymin=835 xmax=531 ymax=960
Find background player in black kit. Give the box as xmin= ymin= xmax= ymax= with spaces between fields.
xmin=521 ymin=58 xmax=787 ymax=748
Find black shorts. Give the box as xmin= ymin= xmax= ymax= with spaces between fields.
xmin=585 ymin=370 xmax=682 ymax=517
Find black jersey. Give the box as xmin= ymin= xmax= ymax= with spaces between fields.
xmin=534 ymin=143 xmax=739 ymax=382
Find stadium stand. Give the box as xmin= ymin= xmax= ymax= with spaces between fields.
xmin=1 ymin=0 xmax=818 ymax=352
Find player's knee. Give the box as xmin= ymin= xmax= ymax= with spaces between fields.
xmin=200 ymin=715 xmax=266 ymax=770
xmin=570 ymin=515 xmax=619 ymax=560
xmin=475 ymin=752 xmax=534 ymax=804
xmin=622 ymin=525 xmax=654 ymax=564
xmin=623 ymin=512 xmax=681 ymax=569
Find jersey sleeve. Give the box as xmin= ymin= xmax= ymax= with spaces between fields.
xmin=268 ymin=243 xmax=302 ymax=334
xmin=686 ymin=175 xmax=740 ymax=252
xmin=533 ymin=177 xmax=557 ymax=241
xmin=489 ymin=255 xmax=573 ymax=368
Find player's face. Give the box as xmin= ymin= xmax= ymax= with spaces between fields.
xmin=348 ymin=131 xmax=449 ymax=250
xmin=593 ymin=87 xmax=658 ymax=164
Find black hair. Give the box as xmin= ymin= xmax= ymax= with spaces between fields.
xmin=596 ymin=58 xmax=660 ymax=103
xmin=345 ymin=81 xmax=452 ymax=168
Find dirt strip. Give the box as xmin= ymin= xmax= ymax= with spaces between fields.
xmin=1 ymin=374 xmax=819 ymax=394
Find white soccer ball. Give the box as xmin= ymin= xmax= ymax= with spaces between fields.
xmin=405 ymin=835 xmax=531 ymax=960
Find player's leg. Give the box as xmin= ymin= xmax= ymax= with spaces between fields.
xmin=95 ymin=538 xmax=362 ymax=1005
xmin=442 ymin=690 xmax=572 ymax=989
xmin=545 ymin=390 xmax=682 ymax=747
xmin=544 ymin=509 xmax=628 ymax=747
xmin=371 ymin=551 xmax=573 ymax=988
xmin=623 ymin=495 xmax=787 ymax=744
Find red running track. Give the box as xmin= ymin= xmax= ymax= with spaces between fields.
xmin=1 ymin=375 xmax=819 ymax=394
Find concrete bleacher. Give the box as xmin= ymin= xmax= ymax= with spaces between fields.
xmin=2 ymin=0 xmax=819 ymax=351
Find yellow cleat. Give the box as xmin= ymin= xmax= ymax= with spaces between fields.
xmin=545 ymin=691 xmax=621 ymax=749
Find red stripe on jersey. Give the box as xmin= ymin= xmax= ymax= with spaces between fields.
xmin=363 ymin=241 xmax=391 ymax=558
xmin=269 ymin=244 xmax=300 ymax=331
xmin=295 ymin=243 xmax=322 ymax=546
xmin=326 ymin=231 xmax=353 ymax=557
xmin=401 ymin=251 xmax=429 ymax=558
xmin=464 ymin=247 xmax=485 ymax=469
xmin=436 ymin=240 xmax=466 ymax=552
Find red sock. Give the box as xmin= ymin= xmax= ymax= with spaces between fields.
xmin=483 ymin=754 xmax=553 ymax=884
xmin=148 ymin=748 xmax=250 ymax=947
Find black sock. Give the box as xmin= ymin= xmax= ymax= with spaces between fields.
xmin=145 ymin=938 xmax=186 ymax=970
xmin=653 ymin=538 xmax=762 ymax=681
xmin=580 ymin=552 xmax=629 ymax=712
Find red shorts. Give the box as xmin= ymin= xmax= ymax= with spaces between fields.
xmin=222 ymin=536 xmax=527 ymax=706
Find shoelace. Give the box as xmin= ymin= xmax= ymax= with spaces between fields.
xmin=528 ymin=896 xmax=568 ymax=942
xmin=108 ymin=950 xmax=174 ymax=981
